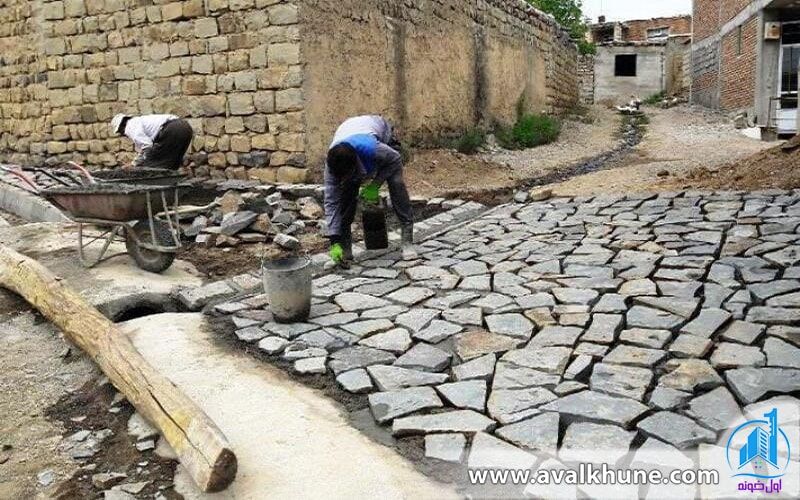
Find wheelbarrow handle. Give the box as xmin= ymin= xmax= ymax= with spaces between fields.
xmin=66 ymin=161 xmax=96 ymax=184
xmin=0 ymin=165 xmax=40 ymax=193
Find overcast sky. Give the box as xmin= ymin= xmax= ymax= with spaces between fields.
xmin=582 ymin=0 xmax=692 ymax=23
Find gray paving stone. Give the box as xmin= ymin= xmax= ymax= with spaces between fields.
xmin=669 ymin=334 xmax=712 ymax=358
xmin=516 ymin=293 xmax=556 ymax=309
xmin=263 ymin=322 xmax=317 ymax=340
xmin=328 ymin=346 xmax=397 ymax=375
xmin=560 ymin=422 xmax=636 ymax=465
xmin=581 ymin=313 xmax=623 ymax=344
xmin=425 ymin=291 xmax=481 ymax=310
xmin=468 ymin=432 xmax=538 ymax=470
xmin=637 ymin=411 xmax=716 ymax=449
xmin=366 ymin=365 xmax=449 ymax=391
xmin=766 ymin=291 xmax=800 ymax=308
xmin=282 ymin=345 xmax=328 ymax=361
xmin=555 ymin=380 xmax=587 ymax=396
xmin=709 ymin=342 xmax=765 ymax=368
xmin=604 ymin=345 xmax=666 ymax=367
xmin=686 ymin=387 xmax=744 ymax=432
xmin=633 ymin=296 xmax=700 ymax=318
xmin=764 ymin=337 xmax=800 ymax=368
xmin=386 ymin=286 xmax=436 ymax=305
xmin=530 ymin=326 xmax=583 ymax=347
xmin=436 ymin=380 xmax=487 ymax=411
xmin=748 ymin=279 xmax=800 ymax=300
xmin=178 ymin=281 xmax=235 ymax=310
xmin=395 ymin=308 xmax=439 ymax=332
xmin=472 ymin=293 xmax=514 ymax=313
xmin=413 ymin=320 xmax=463 ymax=343
xmin=659 ymin=359 xmax=724 ymax=393
xmin=295 ymin=329 xmax=348 ymax=350
xmin=552 ymin=288 xmax=599 ymax=305
xmin=425 ymin=434 xmax=466 ymax=463
xmin=293 ymin=357 xmax=327 ymax=375
xmin=593 ymin=294 xmax=628 ymax=313
xmin=540 ymin=391 xmax=649 ymax=427
xmin=620 ymin=279 xmax=657 ymax=296
xmin=394 ymin=343 xmax=452 ymax=372
xmin=310 ymin=312 xmax=359 ymax=327
xmin=648 ymin=386 xmax=692 ymax=410
xmin=481 ymin=313 xmax=533 ymax=340
xmin=442 ymin=307 xmax=483 ymax=326
xmin=392 ymin=410 xmax=496 ymax=436
xmin=499 ymin=347 xmax=572 ymax=375
xmin=354 ymin=279 xmax=409 ymax=296
xmin=452 ymin=260 xmax=489 ymax=277
xmin=342 ymin=319 xmax=395 ymax=338
xmin=680 ymin=308 xmax=731 ymax=338
xmin=747 ymin=307 xmax=799 ymax=325
xmin=495 ymin=413 xmax=559 ymax=455
xmin=405 ymin=265 xmax=453 ymax=281
xmin=368 ymin=387 xmax=443 ymax=423
xmin=458 ymin=275 xmax=492 ymax=291
xmin=657 ymin=280 xmax=702 ymax=297
xmin=358 ymin=328 xmax=412 ymax=354
xmin=334 ymin=293 xmax=391 ymax=312
xmin=558 ymin=312 xmax=591 ymax=327
xmin=627 ymin=306 xmax=684 ymax=330
xmin=336 ymin=369 xmax=373 ymax=394
xmin=488 ymin=387 xmax=557 ymax=424
xmin=452 ymin=353 xmax=497 ymax=381
xmin=565 ymin=354 xmax=593 ymax=380
xmin=235 ymin=326 xmax=268 ymax=342
xmin=453 ymin=331 xmax=520 ymax=362
xmin=618 ymin=328 xmax=672 ymax=348
xmin=257 ymin=336 xmax=289 ymax=355
xmin=590 ymin=363 xmax=653 ymax=400
xmin=767 ymin=325 xmax=800 ymax=347
xmin=719 ymin=320 xmax=765 ymax=344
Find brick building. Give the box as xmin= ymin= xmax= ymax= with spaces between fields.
xmin=587 ymin=15 xmax=692 ymax=103
xmin=691 ymin=0 xmax=800 ymax=136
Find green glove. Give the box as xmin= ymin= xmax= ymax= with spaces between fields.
xmin=329 ymin=243 xmax=344 ymax=263
xmin=359 ymin=182 xmax=380 ymax=204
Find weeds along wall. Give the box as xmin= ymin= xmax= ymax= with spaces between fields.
xmin=0 ymin=0 xmax=578 ymax=182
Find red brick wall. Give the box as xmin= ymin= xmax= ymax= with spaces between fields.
xmin=625 ymin=16 xmax=693 ymax=41
xmin=719 ymin=15 xmax=758 ymax=111
xmin=694 ymin=0 xmax=722 ymax=42
xmin=721 ymin=0 xmax=754 ymax=24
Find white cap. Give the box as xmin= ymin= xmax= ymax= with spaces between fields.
xmin=110 ymin=113 xmax=130 ymax=135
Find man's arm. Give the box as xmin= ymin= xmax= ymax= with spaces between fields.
xmin=124 ymin=119 xmax=154 ymax=151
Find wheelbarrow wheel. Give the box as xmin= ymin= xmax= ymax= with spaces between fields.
xmin=125 ymin=220 xmax=176 ymax=273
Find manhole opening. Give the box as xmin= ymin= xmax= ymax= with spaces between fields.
xmin=99 ymin=293 xmax=185 ymax=323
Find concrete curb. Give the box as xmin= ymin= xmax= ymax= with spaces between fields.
xmin=0 ymin=181 xmax=69 ymax=223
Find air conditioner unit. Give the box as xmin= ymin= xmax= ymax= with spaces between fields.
xmin=765 ymin=22 xmax=781 ymax=40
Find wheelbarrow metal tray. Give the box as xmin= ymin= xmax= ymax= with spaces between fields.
xmin=90 ymin=168 xmax=186 ymax=186
xmin=42 ymin=184 xmax=175 ymax=221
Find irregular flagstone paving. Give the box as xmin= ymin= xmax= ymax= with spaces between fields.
xmin=206 ymin=192 xmax=800 ymax=494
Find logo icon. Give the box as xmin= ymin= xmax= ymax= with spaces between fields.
xmin=726 ymin=408 xmax=792 ymax=480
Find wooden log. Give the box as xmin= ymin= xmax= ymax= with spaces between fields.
xmin=0 ymin=244 xmax=237 ymax=492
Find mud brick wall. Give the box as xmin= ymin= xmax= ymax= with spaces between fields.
xmin=299 ymin=0 xmax=579 ymax=173
xmin=577 ymin=54 xmax=595 ymax=104
xmin=0 ymin=0 xmax=578 ymax=182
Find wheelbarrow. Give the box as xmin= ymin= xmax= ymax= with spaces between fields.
xmin=1 ymin=164 xmax=184 ymax=273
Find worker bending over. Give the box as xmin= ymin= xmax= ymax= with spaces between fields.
xmin=324 ymin=115 xmax=416 ymax=266
xmin=111 ymin=114 xmax=193 ymax=170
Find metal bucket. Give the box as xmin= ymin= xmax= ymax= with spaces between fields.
xmin=362 ymin=205 xmax=389 ymax=250
xmin=262 ymin=256 xmax=312 ymax=323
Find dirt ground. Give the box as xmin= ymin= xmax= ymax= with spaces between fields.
xmin=663 ymin=140 xmax=800 ymax=191
xmin=404 ymin=106 xmax=622 ymax=199
xmin=548 ymin=104 xmax=776 ymax=196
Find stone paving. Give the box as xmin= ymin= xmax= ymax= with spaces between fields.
xmin=205 ymin=191 xmax=800 ymax=496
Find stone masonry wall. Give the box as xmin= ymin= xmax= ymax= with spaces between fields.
xmin=299 ymin=0 xmax=579 ymax=172
xmin=577 ymin=53 xmax=595 ymax=105
xmin=0 ymin=0 xmax=578 ymax=182
xmin=0 ymin=0 xmax=307 ymax=183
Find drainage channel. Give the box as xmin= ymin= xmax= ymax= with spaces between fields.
xmin=97 ymin=292 xmax=187 ymax=323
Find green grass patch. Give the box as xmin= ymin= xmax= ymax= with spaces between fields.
xmin=497 ymin=113 xmax=562 ymax=150
xmin=454 ymin=128 xmax=487 ymax=155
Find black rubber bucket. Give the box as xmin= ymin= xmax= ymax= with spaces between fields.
xmin=362 ymin=205 xmax=389 ymax=250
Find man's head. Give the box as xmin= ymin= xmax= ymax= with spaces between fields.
xmin=110 ymin=114 xmax=132 ymax=136
xmin=327 ymin=143 xmax=358 ymax=180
